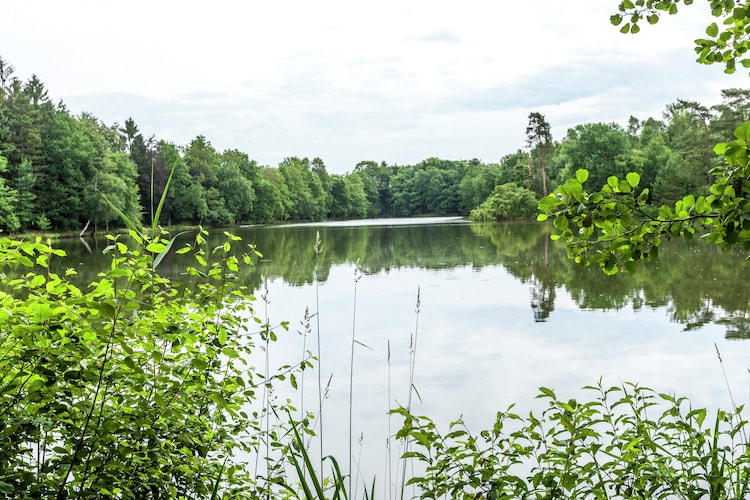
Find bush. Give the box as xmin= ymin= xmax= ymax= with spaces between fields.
xmin=470 ymin=183 xmax=538 ymax=221
xmin=0 ymin=231 xmax=302 ymax=498
xmin=394 ymin=381 xmax=750 ymax=499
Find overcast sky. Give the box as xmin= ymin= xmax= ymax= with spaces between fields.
xmin=1 ymin=0 xmax=744 ymax=173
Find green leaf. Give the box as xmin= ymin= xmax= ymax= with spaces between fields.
xmin=146 ymin=242 xmax=168 ymax=254
xmin=707 ymin=22 xmax=719 ymax=37
xmin=576 ymin=169 xmax=589 ymax=183
xmin=734 ymin=122 xmax=750 ymax=142
xmin=626 ymin=172 xmax=641 ymax=188
xmin=538 ymin=386 xmax=557 ymax=400
xmin=99 ymin=302 xmax=116 ymax=318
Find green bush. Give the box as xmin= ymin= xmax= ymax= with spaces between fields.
xmin=470 ymin=183 xmax=538 ymax=221
xmin=0 ymin=231 xmax=302 ymax=498
xmin=394 ymin=381 xmax=750 ymax=499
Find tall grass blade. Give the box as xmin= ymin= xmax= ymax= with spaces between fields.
xmin=97 ymin=189 xmax=143 ymax=240
xmin=150 ymin=160 xmax=176 ymax=237
xmin=326 ymin=455 xmax=349 ymax=500
xmin=209 ymin=457 xmax=228 ymax=500
xmin=149 ymin=157 xmax=155 ymax=228
xmin=287 ymin=411 xmax=327 ymax=498
xmin=151 ymin=231 xmax=188 ymax=270
xmin=364 ymin=476 xmax=376 ymax=500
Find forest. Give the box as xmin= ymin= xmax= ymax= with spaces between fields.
xmin=2 ymin=54 xmax=750 ymax=232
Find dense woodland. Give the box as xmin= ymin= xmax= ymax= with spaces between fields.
xmin=2 ymin=55 xmax=750 ymax=232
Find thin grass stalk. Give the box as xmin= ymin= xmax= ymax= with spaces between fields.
xmin=299 ymin=307 xmax=311 ymax=485
xmin=254 ymin=278 xmax=272 ymax=499
xmin=349 ymin=262 xmax=362 ymax=496
xmin=300 ymin=307 xmax=310 ymax=421
xmin=400 ymin=286 xmax=421 ymax=500
xmin=715 ymin=343 xmax=749 ymax=443
xmin=387 ymin=339 xmax=392 ymax=500
xmin=314 ymin=231 xmax=324 ymax=479
xmin=353 ymin=432 xmax=365 ymax=500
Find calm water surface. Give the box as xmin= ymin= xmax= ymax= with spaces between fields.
xmin=55 ymin=217 xmax=750 ymax=490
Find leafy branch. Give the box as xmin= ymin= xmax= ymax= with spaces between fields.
xmin=611 ymin=0 xmax=750 ymax=74
xmin=539 ymin=122 xmax=750 ymax=274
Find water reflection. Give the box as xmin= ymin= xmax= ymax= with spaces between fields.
xmin=49 ymin=218 xmax=750 ymax=337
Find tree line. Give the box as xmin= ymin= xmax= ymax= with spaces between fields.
xmin=2 ymin=55 xmax=750 ymax=232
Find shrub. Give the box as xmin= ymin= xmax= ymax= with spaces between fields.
xmin=470 ymin=183 xmax=538 ymax=221
xmin=0 ymin=231 xmax=301 ymax=498
xmin=394 ymin=381 xmax=750 ymax=499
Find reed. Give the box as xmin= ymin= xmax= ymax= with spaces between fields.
xmin=348 ymin=262 xmax=363 ymax=496
xmin=258 ymin=278 xmax=272 ymax=498
xmin=314 ymin=231 xmax=325 ymax=479
xmin=386 ymin=339 xmax=392 ymax=500
xmin=399 ymin=286 xmax=421 ymax=499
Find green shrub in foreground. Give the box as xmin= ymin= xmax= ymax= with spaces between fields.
xmin=0 ymin=232 xmax=305 ymax=498
xmin=394 ymin=382 xmax=750 ymax=499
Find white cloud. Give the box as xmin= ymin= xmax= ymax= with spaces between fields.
xmin=0 ymin=0 xmax=742 ymax=172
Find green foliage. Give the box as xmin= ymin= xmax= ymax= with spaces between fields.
xmin=3 ymin=53 xmax=750 ymax=232
xmin=470 ymin=183 xmax=538 ymax=221
xmin=610 ymin=0 xmax=750 ymax=75
xmin=329 ymin=173 xmax=369 ymax=219
xmin=538 ymin=123 xmax=750 ymax=274
xmin=458 ymin=162 xmax=504 ymax=213
xmin=556 ymin=122 xmax=638 ymax=195
xmin=395 ymin=381 xmax=750 ymax=498
xmin=353 ymin=161 xmax=392 ymax=217
xmin=0 ymin=155 xmax=19 ymax=233
xmin=279 ymin=157 xmax=325 ymax=221
xmin=0 ymin=231 xmax=304 ymax=497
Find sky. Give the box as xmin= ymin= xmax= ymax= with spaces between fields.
xmin=1 ymin=0 xmax=745 ymax=173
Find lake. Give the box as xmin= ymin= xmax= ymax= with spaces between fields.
xmin=53 ymin=217 xmax=750 ymax=495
